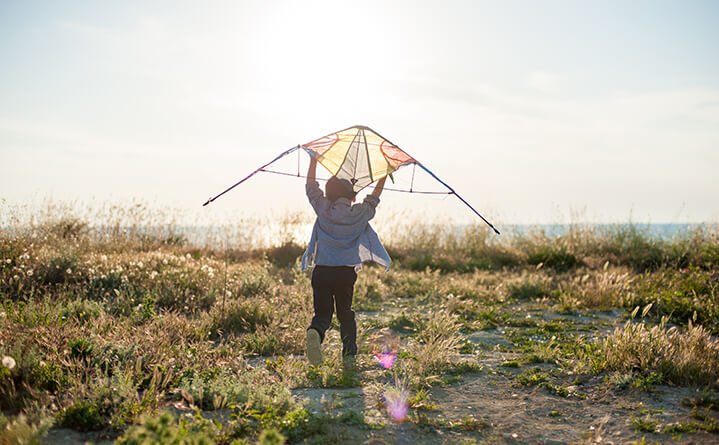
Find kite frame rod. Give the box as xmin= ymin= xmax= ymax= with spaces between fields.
xmin=202 ymin=145 xmax=300 ymax=206
xmin=416 ymin=164 xmax=501 ymax=235
xmin=362 ymin=126 xmax=500 ymax=235
xmin=258 ymin=168 xmax=452 ymax=195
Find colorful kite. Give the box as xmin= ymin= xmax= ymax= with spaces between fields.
xmin=203 ymin=125 xmax=499 ymax=234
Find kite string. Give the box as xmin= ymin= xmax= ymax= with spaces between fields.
xmin=258 ymin=168 xmax=452 ymax=195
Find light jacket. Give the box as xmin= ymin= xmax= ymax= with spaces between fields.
xmin=301 ymin=181 xmax=391 ymax=271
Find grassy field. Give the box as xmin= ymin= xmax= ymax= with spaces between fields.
xmin=1 ymin=211 xmax=718 ymax=444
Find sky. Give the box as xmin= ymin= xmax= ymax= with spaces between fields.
xmin=1 ymin=0 xmax=718 ymax=226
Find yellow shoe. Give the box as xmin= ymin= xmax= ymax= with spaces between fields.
xmin=306 ymin=329 xmax=322 ymax=366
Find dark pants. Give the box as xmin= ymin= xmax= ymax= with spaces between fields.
xmin=308 ymin=265 xmax=358 ymax=356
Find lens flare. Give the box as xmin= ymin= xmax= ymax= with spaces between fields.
xmin=383 ymin=386 xmax=408 ymax=423
xmin=370 ymin=329 xmax=400 ymax=369
xmin=375 ymin=351 xmax=396 ymax=369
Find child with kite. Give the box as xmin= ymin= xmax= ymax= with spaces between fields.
xmin=202 ymin=125 xmax=499 ymax=365
xmin=301 ymin=153 xmax=391 ymax=366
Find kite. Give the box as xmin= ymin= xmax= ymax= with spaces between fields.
xmin=203 ymin=125 xmax=500 ymax=234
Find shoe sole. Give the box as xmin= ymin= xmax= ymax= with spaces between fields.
xmin=306 ymin=329 xmax=322 ymax=366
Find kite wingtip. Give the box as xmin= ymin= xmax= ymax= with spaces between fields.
xmin=202 ymin=198 xmax=212 ymax=207
xmin=493 ymin=227 xmax=501 ymax=236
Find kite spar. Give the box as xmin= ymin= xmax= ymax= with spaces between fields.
xmin=202 ymin=145 xmax=300 ymax=207
xmin=203 ymin=125 xmax=500 ymax=235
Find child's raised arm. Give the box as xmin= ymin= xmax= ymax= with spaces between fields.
xmin=370 ymin=176 xmax=387 ymax=198
xmin=307 ymin=156 xmax=318 ymax=184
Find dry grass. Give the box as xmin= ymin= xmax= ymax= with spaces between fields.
xmin=1 ymin=203 xmax=718 ymax=443
xmin=603 ymin=319 xmax=719 ymax=386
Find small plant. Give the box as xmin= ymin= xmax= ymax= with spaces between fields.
xmin=631 ymin=414 xmax=658 ymax=433
xmin=388 ymin=313 xmax=416 ymax=334
xmin=68 ymin=338 xmax=94 ymax=361
xmin=207 ymin=299 xmax=271 ymax=338
xmin=57 ymin=400 xmax=103 ymax=431
xmin=506 ymin=274 xmax=552 ymax=300
xmin=116 ymin=411 xmax=215 ymax=444
xmin=0 ymin=413 xmax=53 ymax=445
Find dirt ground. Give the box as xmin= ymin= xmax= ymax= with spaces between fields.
xmin=42 ymin=307 xmax=718 ymax=445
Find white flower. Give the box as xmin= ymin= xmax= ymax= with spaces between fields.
xmin=0 ymin=311 xmax=6 ymax=319
xmin=2 ymin=356 xmax=16 ymax=370
xmin=101 ymin=255 xmax=108 ymax=261
xmin=65 ymin=268 xmax=72 ymax=274
xmin=149 ymin=271 xmax=158 ymax=279
xmin=27 ymin=270 xmax=33 ymax=277
xmin=4 ymin=259 xmax=11 ymax=264
xmin=137 ymin=261 xmax=143 ymax=268
xmin=163 ymin=259 xmax=168 ymax=265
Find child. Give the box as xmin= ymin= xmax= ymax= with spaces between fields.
xmin=301 ymin=155 xmax=390 ymax=366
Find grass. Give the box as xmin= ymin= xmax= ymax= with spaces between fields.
xmin=1 ymin=205 xmax=718 ymax=443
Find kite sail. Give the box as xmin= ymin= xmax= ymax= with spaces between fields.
xmin=302 ymin=126 xmax=415 ymax=192
xmin=203 ymin=125 xmax=500 ymax=234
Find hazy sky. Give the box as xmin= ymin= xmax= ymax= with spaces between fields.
xmin=1 ymin=0 xmax=718 ymax=225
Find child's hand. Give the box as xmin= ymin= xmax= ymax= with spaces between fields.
xmin=303 ymin=147 xmax=317 ymax=160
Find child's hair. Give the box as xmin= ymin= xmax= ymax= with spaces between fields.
xmin=325 ymin=176 xmax=356 ymax=202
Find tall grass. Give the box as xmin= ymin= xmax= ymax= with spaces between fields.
xmin=1 ymin=201 xmax=718 ymax=442
xmin=602 ymin=319 xmax=719 ymax=386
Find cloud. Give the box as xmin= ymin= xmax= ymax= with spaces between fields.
xmin=528 ymin=71 xmax=564 ymax=93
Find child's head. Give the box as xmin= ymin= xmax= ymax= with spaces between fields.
xmin=325 ymin=176 xmax=355 ymax=202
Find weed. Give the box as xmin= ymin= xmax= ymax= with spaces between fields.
xmin=56 ymin=400 xmax=103 ymax=431
xmin=116 ymin=411 xmax=215 ymax=444
xmin=0 ymin=413 xmax=53 ymax=445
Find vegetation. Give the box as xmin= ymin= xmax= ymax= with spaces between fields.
xmin=0 ymin=206 xmax=718 ymax=443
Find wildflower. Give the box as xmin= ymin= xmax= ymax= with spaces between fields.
xmin=0 ymin=311 xmax=6 ymax=319
xmin=137 ymin=261 xmax=143 ymax=268
xmin=4 ymin=259 xmax=10 ymax=264
xmin=162 ymin=259 xmax=168 ymax=265
xmin=65 ymin=268 xmax=72 ymax=275
xmin=149 ymin=271 xmax=158 ymax=279
xmin=2 ymin=355 xmax=16 ymax=370
xmin=27 ymin=270 xmax=33 ymax=277
xmin=101 ymin=255 xmax=108 ymax=261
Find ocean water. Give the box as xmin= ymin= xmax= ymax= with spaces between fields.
xmin=498 ymin=223 xmax=713 ymax=240
xmin=171 ymin=222 xmax=715 ymax=248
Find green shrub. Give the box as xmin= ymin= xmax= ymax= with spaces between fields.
xmin=68 ymin=338 xmax=93 ymax=361
xmin=625 ymin=268 xmax=719 ymax=332
xmin=207 ymin=300 xmax=272 ymax=338
xmin=0 ymin=413 xmax=53 ymax=445
xmin=506 ymin=275 xmax=552 ymax=300
xmin=61 ymin=299 xmax=105 ymax=324
xmin=117 ymin=411 xmax=215 ymax=445
xmin=40 ymin=254 xmax=79 ymax=285
xmin=526 ymin=246 xmax=579 ymax=272
xmin=57 ymin=400 xmax=103 ymax=431
xmin=264 ymin=242 xmax=303 ymax=268
xmin=178 ymin=368 xmax=293 ymax=412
